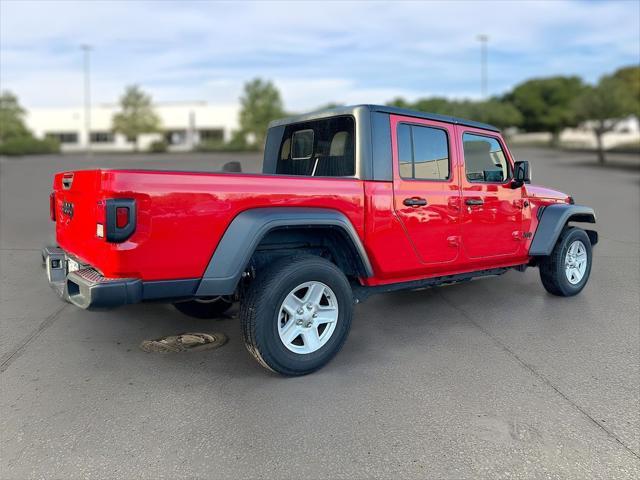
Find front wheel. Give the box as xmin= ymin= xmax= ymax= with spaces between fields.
xmin=240 ymin=255 xmax=353 ymax=376
xmin=539 ymin=227 xmax=592 ymax=297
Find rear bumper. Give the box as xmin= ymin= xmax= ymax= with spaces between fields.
xmin=43 ymin=246 xmax=141 ymax=310
xmin=42 ymin=246 xmax=200 ymax=310
xmin=66 ymin=269 xmax=142 ymax=309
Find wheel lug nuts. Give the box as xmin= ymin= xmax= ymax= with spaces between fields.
xmin=305 ymin=322 xmax=312 ymax=328
xmin=312 ymin=313 xmax=317 ymax=318
xmin=306 ymin=304 xmax=313 ymax=310
xmin=297 ymin=308 xmax=304 ymax=315
xmin=296 ymin=319 xmax=303 ymax=325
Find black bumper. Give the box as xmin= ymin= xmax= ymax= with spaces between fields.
xmin=66 ymin=269 xmax=142 ymax=309
xmin=43 ymin=246 xmax=200 ymax=310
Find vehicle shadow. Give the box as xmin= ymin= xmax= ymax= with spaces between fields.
xmin=95 ymin=283 xmax=471 ymax=380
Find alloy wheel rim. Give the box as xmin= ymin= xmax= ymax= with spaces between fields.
xmin=277 ymin=281 xmax=339 ymax=354
xmin=564 ymin=240 xmax=588 ymax=285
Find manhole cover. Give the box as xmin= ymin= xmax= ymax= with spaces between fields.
xmin=140 ymin=332 xmax=228 ymax=353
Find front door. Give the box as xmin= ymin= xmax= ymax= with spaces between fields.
xmin=391 ymin=115 xmax=461 ymax=266
xmin=457 ymin=126 xmax=524 ymax=259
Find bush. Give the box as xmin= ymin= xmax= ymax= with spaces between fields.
xmin=195 ymin=139 xmax=226 ymax=152
xmin=0 ymin=136 xmax=60 ymax=156
xmin=196 ymin=140 xmax=256 ymax=152
xmin=148 ymin=139 xmax=168 ymax=153
xmin=195 ymin=130 xmax=259 ymax=153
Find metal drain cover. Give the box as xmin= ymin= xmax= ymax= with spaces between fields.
xmin=140 ymin=332 xmax=228 ymax=353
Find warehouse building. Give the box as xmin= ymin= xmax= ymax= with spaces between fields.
xmin=25 ymin=101 xmax=239 ymax=152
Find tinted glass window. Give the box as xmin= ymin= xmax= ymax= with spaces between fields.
xmin=463 ymin=133 xmax=510 ymax=182
xmin=397 ymin=124 xmax=413 ymax=178
xmin=46 ymin=132 xmax=78 ymax=144
xmin=276 ymin=116 xmax=355 ymax=177
xmin=90 ymin=131 xmax=114 ymax=143
xmin=291 ymin=129 xmax=314 ymax=159
xmin=397 ymin=124 xmax=449 ymax=180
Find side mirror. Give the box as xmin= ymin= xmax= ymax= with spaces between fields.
xmin=511 ymin=161 xmax=531 ymax=188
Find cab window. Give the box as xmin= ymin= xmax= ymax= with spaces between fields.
xmin=276 ymin=116 xmax=355 ymax=177
xmin=291 ymin=130 xmax=314 ymax=159
xmin=463 ymin=133 xmax=510 ymax=183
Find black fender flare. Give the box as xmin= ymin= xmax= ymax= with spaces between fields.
xmin=529 ymin=204 xmax=597 ymax=256
xmin=195 ymin=207 xmax=373 ymax=296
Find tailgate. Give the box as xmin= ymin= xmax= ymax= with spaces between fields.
xmin=52 ymin=170 xmax=106 ymax=267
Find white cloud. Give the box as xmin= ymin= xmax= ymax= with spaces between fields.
xmin=1 ymin=0 xmax=638 ymax=111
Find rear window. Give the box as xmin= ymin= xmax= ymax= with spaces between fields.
xmin=275 ymin=116 xmax=355 ymax=177
xmin=291 ymin=129 xmax=314 ymax=159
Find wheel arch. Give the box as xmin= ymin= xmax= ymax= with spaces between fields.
xmin=530 ymin=204 xmax=597 ymax=256
xmin=195 ymin=208 xmax=373 ymax=296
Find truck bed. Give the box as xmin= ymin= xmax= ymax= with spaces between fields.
xmin=52 ymin=169 xmax=365 ymax=280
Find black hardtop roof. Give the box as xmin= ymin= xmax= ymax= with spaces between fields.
xmin=268 ymin=104 xmax=500 ymax=132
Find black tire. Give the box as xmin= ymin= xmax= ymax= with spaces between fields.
xmin=240 ymin=255 xmax=353 ymax=376
xmin=173 ymin=296 xmax=234 ymax=319
xmin=539 ymin=227 xmax=592 ymax=297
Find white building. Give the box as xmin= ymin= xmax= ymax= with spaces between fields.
xmin=561 ymin=115 xmax=640 ymax=149
xmin=25 ymin=101 xmax=239 ymax=152
xmin=508 ymin=115 xmax=640 ymax=149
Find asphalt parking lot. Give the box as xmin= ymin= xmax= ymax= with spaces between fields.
xmin=1 ymin=147 xmax=639 ymax=479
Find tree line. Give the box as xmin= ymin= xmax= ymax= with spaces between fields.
xmin=1 ymin=65 xmax=638 ymax=163
xmin=391 ymin=65 xmax=638 ymax=164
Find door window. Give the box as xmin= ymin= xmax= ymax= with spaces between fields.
xmin=463 ymin=133 xmax=510 ymax=183
xmin=398 ymin=124 xmax=449 ymax=181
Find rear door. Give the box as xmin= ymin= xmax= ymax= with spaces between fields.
xmin=390 ymin=115 xmax=461 ymax=266
xmin=456 ymin=126 xmax=523 ymax=259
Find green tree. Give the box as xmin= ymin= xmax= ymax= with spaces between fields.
xmin=238 ymin=78 xmax=285 ymax=148
xmin=574 ymin=75 xmax=636 ymax=164
xmin=414 ymin=97 xmax=460 ymax=115
xmin=386 ymin=96 xmax=522 ymax=130
xmin=112 ymin=85 xmax=161 ymax=151
xmin=387 ymin=97 xmax=412 ymax=109
xmin=611 ymin=65 xmax=640 ymax=117
xmin=0 ymin=91 xmax=30 ymax=142
xmin=468 ymin=99 xmax=523 ymax=130
xmin=506 ymin=76 xmax=585 ymax=145
xmin=313 ymin=102 xmax=344 ymax=111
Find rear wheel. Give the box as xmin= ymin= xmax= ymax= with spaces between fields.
xmin=173 ymin=296 xmax=234 ymax=319
xmin=539 ymin=227 xmax=592 ymax=297
xmin=240 ymin=255 xmax=353 ymax=376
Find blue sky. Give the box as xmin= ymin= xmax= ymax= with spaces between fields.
xmin=1 ymin=0 xmax=638 ymax=111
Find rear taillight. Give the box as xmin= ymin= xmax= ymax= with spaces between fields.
xmin=116 ymin=207 xmax=129 ymax=228
xmin=49 ymin=192 xmax=56 ymax=221
xmin=98 ymin=198 xmax=136 ymax=243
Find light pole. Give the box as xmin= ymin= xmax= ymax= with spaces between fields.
xmin=81 ymin=44 xmax=92 ymax=154
xmin=477 ymin=34 xmax=489 ymax=99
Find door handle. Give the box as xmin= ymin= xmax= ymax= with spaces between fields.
xmin=465 ymin=198 xmax=484 ymax=206
xmin=403 ymin=197 xmax=428 ymax=207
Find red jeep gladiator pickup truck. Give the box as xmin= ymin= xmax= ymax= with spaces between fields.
xmin=44 ymin=105 xmax=597 ymax=375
